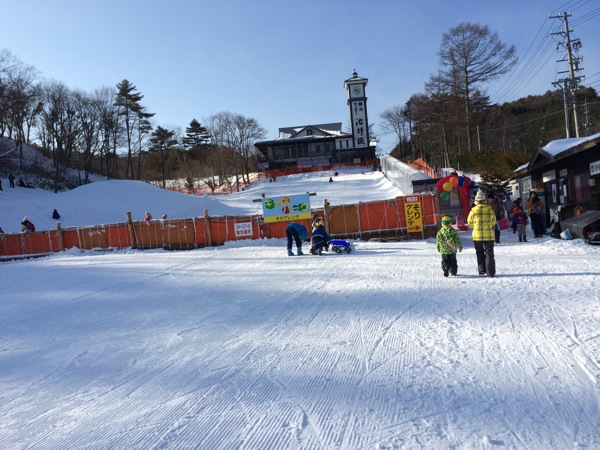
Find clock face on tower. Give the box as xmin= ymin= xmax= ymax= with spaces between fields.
xmin=350 ymin=84 xmax=363 ymax=98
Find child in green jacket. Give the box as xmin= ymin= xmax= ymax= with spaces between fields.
xmin=436 ymin=215 xmax=463 ymax=277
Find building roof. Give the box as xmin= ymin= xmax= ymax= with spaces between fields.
xmin=512 ymin=131 xmax=600 ymax=176
xmin=344 ymin=70 xmax=368 ymax=88
xmin=540 ymin=131 xmax=600 ymax=157
xmin=255 ymin=123 xmax=352 ymax=148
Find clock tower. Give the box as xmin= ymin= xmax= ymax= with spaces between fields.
xmin=344 ymin=70 xmax=370 ymax=149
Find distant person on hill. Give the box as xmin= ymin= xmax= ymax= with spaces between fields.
xmin=143 ymin=211 xmax=153 ymax=223
xmin=8 ymin=173 xmax=15 ymax=188
xmin=436 ymin=215 xmax=463 ymax=277
xmin=285 ymin=222 xmax=307 ymax=256
xmin=0 ymin=179 xmax=3 ymax=191
xmin=17 ymin=178 xmax=33 ymax=188
xmin=52 ymin=209 xmax=60 ymax=220
xmin=21 ymin=217 xmax=35 ymax=234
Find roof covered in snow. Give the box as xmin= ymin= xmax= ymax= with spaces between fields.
xmin=540 ymin=131 xmax=600 ymax=157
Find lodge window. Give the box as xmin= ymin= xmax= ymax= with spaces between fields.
xmin=574 ymin=171 xmax=591 ymax=203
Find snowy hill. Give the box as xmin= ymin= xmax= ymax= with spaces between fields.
xmin=1 ymin=170 xmax=599 ymax=449
xmin=0 ymin=169 xmax=402 ymax=234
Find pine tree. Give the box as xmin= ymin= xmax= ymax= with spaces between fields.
xmin=182 ymin=119 xmax=210 ymax=149
xmin=149 ymin=126 xmax=177 ymax=188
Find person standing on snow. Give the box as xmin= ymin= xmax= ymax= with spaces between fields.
xmin=468 ymin=190 xmax=497 ymax=277
xmin=487 ymin=193 xmax=504 ymax=244
xmin=436 ymin=215 xmax=463 ymax=277
xmin=526 ymin=191 xmax=545 ymax=238
xmin=285 ymin=222 xmax=307 ymax=256
xmin=52 ymin=209 xmax=61 ymax=220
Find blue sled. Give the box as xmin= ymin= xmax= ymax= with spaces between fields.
xmin=330 ymin=240 xmax=352 ymax=254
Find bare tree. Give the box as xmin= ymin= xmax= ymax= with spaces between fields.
xmin=439 ymin=22 xmax=517 ymax=151
xmin=39 ymin=81 xmax=80 ymax=192
xmin=379 ymin=106 xmax=408 ymax=158
xmin=93 ymin=87 xmax=120 ymax=179
xmin=0 ymin=50 xmax=42 ymax=166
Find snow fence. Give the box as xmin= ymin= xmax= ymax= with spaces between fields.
xmin=0 ymin=193 xmax=440 ymax=259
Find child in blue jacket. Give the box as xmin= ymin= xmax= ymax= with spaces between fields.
xmin=310 ymin=218 xmax=331 ymax=255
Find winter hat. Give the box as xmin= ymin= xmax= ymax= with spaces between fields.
xmin=22 ymin=216 xmax=29 ymax=222
xmin=474 ymin=190 xmax=487 ymax=204
xmin=441 ymin=216 xmax=452 ymax=225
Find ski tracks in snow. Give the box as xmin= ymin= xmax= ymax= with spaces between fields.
xmin=1 ymin=239 xmax=599 ymax=449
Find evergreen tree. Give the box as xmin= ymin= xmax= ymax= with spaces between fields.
xmin=149 ymin=126 xmax=177 ymax=188
xmin=115 ymin=80 xmax=153 ymax=179
xmin=182 ymin=119 xmax=210 ymax=149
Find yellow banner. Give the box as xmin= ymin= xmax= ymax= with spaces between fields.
xmin=404 ymin=195 xmax=423 ymax=232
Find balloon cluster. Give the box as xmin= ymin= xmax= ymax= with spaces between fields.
xmin=439 ymin=175 xmax=471 ymax=200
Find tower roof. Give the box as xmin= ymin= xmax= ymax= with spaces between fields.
xmin=344 ymin=70 xmax=368 ymax=88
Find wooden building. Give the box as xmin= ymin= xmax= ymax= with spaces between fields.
xmin=254 ymin=72 xmax=376 ymax=171
xmin=510 ymin=131 xmax=600 ymax=223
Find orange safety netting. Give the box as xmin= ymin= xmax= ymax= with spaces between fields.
xmin=0 ymin=195 xmax=440 ymax=258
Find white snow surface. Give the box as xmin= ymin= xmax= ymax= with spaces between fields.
xmin=1 ymin=171 xmax=600 ymax=449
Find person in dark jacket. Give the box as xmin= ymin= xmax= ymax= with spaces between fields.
xmin=52 ymin=209 xmax=61 ymax=220
xmin=8 ymin=173 xmax=15 ymax=188
xmin=487 ymin=193 xmax=504 ymax=244
xmin=526 ymin=191 xmax=545 ymax=238
xmin=285 ymin=222 xmax=307 ymax=256
xmin=310 ymin=218 xmax=331 ymax=255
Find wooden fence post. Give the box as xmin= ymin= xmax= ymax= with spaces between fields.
xmin=56 ymin=222 xmax=64 ymax=252
xmin=126 ymin=211 xmax=137 ymax=249
xmin=323 ymin=199 xmax=331 ymax=233
xmin=204 ymin=209 xmax=212 ymax=247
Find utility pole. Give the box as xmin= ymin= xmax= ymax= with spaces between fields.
xmin=550 ymin=11 xmax=584 ymax=138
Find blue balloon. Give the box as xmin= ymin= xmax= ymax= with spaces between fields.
xmin=457 ymin=176 xmax=465 ymax=187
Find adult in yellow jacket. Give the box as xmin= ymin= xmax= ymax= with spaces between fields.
xmin=467 ymin=190 xmax=497 ymax=277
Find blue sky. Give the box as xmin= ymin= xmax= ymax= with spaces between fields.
xmin=2 ymin=0 xmax=599 ymax=153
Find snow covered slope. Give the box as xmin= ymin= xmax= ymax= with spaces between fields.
xmin=0 ymin=171 xmax=599 ymax=449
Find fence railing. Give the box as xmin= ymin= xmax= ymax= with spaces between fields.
xmin=0 ymin=194 xmax=440 ymax=259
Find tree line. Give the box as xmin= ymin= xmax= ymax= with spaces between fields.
xmin=379 ymin=22 xmax=600 ymax=190
xmin=0 ymin=49 xmax=266 ymax=192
